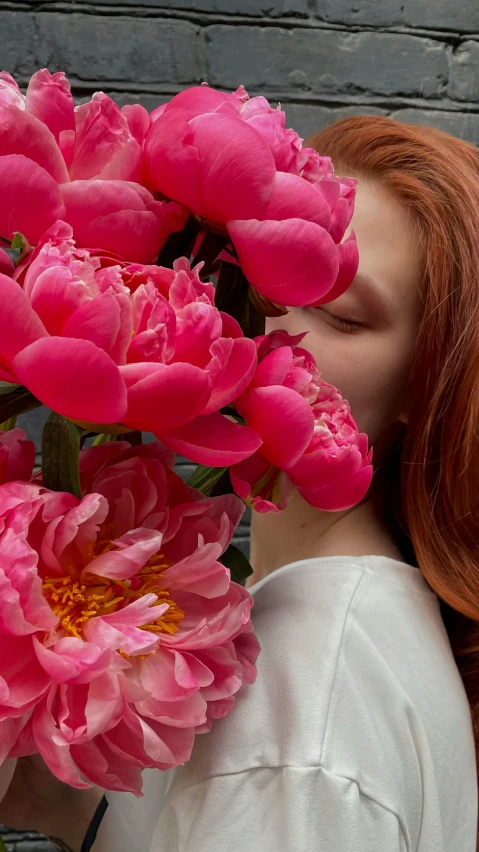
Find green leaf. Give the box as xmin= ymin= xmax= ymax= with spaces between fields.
xmin=187 ymin=464 xmax=228 ymax=496
xmin=10 ymin=232 xmax=25 ymax=250
xmin=91 ymin=432 xmax=116 ymax=446
xmin=0 ymin=415 xmax=17 ymax=431
xmin=42 ymin=413 xmax=82 ymax=498
xmin=220 ymin=544 xmax=253 ymax=587
xmin=0 ymin=380 xmax=20 ymax=396
xmin=0 ymin=832 xmax=6 ymax=851
xmin=0 ymin=386 xmax=40 ymax=421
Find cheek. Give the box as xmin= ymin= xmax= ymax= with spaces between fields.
xmin=267 ymin=312 xmax=410 ymax=442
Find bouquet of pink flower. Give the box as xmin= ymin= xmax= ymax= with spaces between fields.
xmin=0 ymin=69 xmax=372 ymax=795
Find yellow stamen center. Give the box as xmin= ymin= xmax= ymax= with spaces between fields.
xmin=41 ymin=544 xmax=184 ymax=649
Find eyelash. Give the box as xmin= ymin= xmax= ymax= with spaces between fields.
xmin=318 ymin=309 xmax=363 ymax=334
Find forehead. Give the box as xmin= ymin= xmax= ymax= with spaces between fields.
xmin=347 ymin=177 xmax=423 ymax=312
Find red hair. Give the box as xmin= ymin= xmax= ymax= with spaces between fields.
xmin=308 ymin=115 xmax=479 ymax=822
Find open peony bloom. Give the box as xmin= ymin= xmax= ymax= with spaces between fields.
xmin=145 ymin=83 xmax=358 ymax=307
xmin=0 ymin=429 xmax=35 ymax=484
xmin=230 ymin=331 xmax=373 ymax=512
xmin=0 ymin=226 xmax=260 ymax=463
xmin=0 ymin=69 xmax=183 ymax=260
xmin=0 ymin=442 xmax=259 ymax=793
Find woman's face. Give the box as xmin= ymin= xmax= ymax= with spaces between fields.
xmin=267 ymin=178 xmax=423 ymax=445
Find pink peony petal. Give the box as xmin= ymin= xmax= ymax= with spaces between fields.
xmin=0 ymin=104 xmax=69 ymax=183
xmin=13 ymin=337 xmax=127 ymax=424
xmin=190 ymin=112 xmax=277 ymax=223
xmin=145 ymin=109 xmax=276 ymax=224
xmin=249 ymin=345 xmax=293 ymax=389
xmin=160 ymin=544 xmax=229 ymax=599
xmin=297 ymin=463 xmax=373 ymax=511
xmin=121 ymin=104 xmax=150 ymax=145
xmin=260 ymin=171 xmax=331 ymax=230
xmin=203 ymin=337 xmax=258 ymax=414
xmin=161 ymin=412 xmax=262 ymax=466
xmin=145 ymin=108 xmax=203 ymax=212
xmin=61 ymin=291 xmax=131 ymax=363
xmin=26 ymin=266 xmax=93 ymax=337
xmin=0 ymin=272 xmax=47 ymax=366
xmin=83 ymin=595 xmax=165 ymax=656
xmin=137 ymin=648 xmax=211 ymax=702
xmin=310 ymin=232 xmax=359 ymax=307
xmin=70 ymin=93 xmax=143 ymax=183
xmin=60 ymin=180 xmax=170 ymax=263
xmin=86 ymin=529 xmax=163 ymax=580
xmin=0 ymin=634 xmax=51 ymax=714
xmin=238 ymin=385 xmax=314 ymax=469
xmin=0 ymin=155 xmax=66 ymax=244
xmin=227 ymin=218 xmax=340 ymax=307
xmin=0 ymin=522 xmax=57 ymax=635
xmin=32 ymin=694 xmax=92 ymax=789
xmin=33 ymin=636 xmax=113 ymax=684
xmin=0 ymin=429 xmax=36 ymax=484
xmin=0 ymin=71 xmax=24 ymax=109
xmin=121 ymin=362 xmax=211 ymax=433
xmin=25 ymin=69 xmax=75 ymax=145
xmin=163 ymin=86 xmax=241 ymax=119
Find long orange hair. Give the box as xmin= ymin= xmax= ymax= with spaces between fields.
xmin=308 ymin=114 xmax=479 ymax=821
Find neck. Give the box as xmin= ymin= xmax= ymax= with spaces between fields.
xmin=248 ymin=488 xmax=404 ymax=587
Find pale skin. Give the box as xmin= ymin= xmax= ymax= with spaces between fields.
xmin=249 ymin=178 xmax=423 ymax=585
xmin=0 ymin=180 xmax=423 ymax=849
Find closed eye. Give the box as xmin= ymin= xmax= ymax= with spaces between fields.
xmin=316 ymin=308 xmax=364 ymax=334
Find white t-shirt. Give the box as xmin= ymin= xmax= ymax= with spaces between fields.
xmin=93 ymin=555 xmax=478 ymax=852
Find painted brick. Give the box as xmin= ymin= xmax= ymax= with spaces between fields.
xmin=33 ymin=12 xmax=205 ymax=84
xmin=315 ymin=0 xmax=479 ymax=32
xmin=206 ymin=26 xmax=449 ymax=98
xmin=108 ymin=91 xmax=174 ymax=111
xmin=391 ymin=107 xmax=479 ymax=145
xmin=448 ymin=41 xmax=479 ymax=102
xmin=0 ymin=12 xmax=37 ymax=77
xmin=70 ymin=0 xmax=311 ymax=14
xmin=284 ymin=102 xmax=387 ymax=139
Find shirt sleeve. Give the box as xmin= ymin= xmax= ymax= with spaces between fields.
xmin=149 ymin=765 xmax=408 ymax=852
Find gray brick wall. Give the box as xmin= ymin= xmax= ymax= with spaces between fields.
xmin=2 ymin=0 xmax=479 ymax=142
xmin=2 ymin=0 xmax=479 ymax=848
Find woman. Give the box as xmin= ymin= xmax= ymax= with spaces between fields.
xmin=2 ymin=115 xmax=479 ymax=851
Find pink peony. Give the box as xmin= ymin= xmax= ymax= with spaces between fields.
xmin=59 ymin=180 xmax=186 ymax=264
xmin=144 ymin=85 xmax=277 ymax=225
xmin=0 ymin=442 xmax=259 ymax=793
xmin=0 ymin=228 xmax=261 ymax=463
xmin=230 ymin=331 xmax=373 ymax=512
xmin=0 ymin=69 xmax=184 ymax=258
xmin=0 ymin=429 xmax=35 ymax=484
xmin=145 ymin=83 xmax=358 ymax=307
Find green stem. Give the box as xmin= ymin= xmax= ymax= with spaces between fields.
xmin=42 ymin=413 xmax=82 ymax=498
xmin=187 ymin=464 xmax=229 ymax=496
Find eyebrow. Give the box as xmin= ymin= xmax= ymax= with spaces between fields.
xmin=350 ymin=273 xmax=395 ymax=324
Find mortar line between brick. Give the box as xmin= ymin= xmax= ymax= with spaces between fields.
xmin=0 ymin=3 xmax=476 ymax=46
xmin=62 ymin=83 xmax=479 ymax=117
